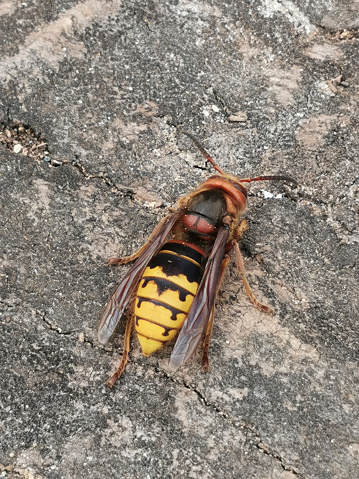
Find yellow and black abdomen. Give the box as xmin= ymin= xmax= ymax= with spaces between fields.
xmin=135 ymin=240 xmax=205 ymax=356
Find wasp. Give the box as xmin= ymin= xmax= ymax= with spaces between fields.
xmin=98 ymin=132 xmax=297 ymax=387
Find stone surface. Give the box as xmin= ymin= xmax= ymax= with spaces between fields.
xmin=0 ymin=1 xmax=358 ymax=478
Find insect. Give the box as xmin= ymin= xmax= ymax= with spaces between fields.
xmin=98 ymin=132 xmax=297 ymax=387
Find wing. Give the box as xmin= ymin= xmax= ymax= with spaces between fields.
xmin=98 ymin=210 xmax=183 ymax=345
xmin=169 ymin=225 xmax=230 ymax=370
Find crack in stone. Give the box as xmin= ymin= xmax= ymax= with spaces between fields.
xmin=192 ymin=163 xmax=210 ymax=172
xmin=37 ymin=310 xmax=73 ymax=336
xmin=67 ymin=156 xmax=171 ymax=211
xmin=101 ymin=338 xmax=307 ymax=476
xmin=51 ymin=155 xmax=167 ymax=211
xmin=254 ymin=442 xmax=305 ymax=477
xmin=316 ymin=25 xmax=359 ymax=40
xmin=36 ymin=311 xmax=103 ymax=349
xmin=212 ymin=88 xmax=228 ymax=114
xmin=69 ymin=156 xmax=135 ymax=200
xmin=154 ymin=365 xmax=305 ymax=477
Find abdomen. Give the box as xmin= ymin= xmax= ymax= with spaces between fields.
xmin=134 ymin=240 xmax=204 ymax=355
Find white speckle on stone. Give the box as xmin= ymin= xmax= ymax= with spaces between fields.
xmin=259 ymin=0 xmax=314 ymax=34
xmin=262 ymin=190 xmax=274 ymax=199
xmin=13 ymin=144 xmax=23 ymax=153
xmin=261 ymin=190 xmax=283 ymax=199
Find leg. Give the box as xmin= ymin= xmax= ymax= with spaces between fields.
xmin=236 ymin=219 xmax=249 ymax=236
xmin=201 ymin=255 xmax=230 ymax=372
xmin=201 ymin=306 xmax=215 ymax=372
xmin=106 ymin=315 xmax=133 ymax=388
xmin=233 ymin=241 xmax=274 ymax=315
xmin=108 ymin=214 xmax=174 ymax=265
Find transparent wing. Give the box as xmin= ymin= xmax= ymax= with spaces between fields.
xmin=98 ymin=210 xmax=182 ymax=345
xmin=169 ymin=226 xmax=229 ymax=370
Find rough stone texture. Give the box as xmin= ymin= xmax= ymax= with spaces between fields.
xmin=0 ymin=1 xmax=358 ymax=478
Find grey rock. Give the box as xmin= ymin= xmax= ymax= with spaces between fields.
xmin=0 ymin=1 xmax=358 ymax=478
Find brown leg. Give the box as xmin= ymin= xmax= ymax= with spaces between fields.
xmin=106 ymin=315 xmax=133 ymax=388
xmin=236 ymin=219 xmax=249 ymax=236
xmin=233 ymin=241 xmax=274 ymax=315
xmin=201 ymin=255 xmax=230 ymax=372
xmin=201 ymin=306 xmax=215 ymax=372
xmin=108 ymin=215 xmax=174 ymax=265
xmin=108 ymin=251 xmax=144 ymax=265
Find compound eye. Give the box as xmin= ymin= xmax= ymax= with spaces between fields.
xmin=233 ymin=182 xmax=247 ymax=197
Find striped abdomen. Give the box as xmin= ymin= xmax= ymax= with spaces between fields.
xmin=134 ymin=240 xmax=205 ymax=356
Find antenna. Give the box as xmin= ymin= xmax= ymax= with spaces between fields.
xmin=181 ymin=131 xmax=225 ymax=175
xmin=180 ymin=131 xmax=297 ymax=186
xmin=240 ymin=175 xmax=298 ymax=185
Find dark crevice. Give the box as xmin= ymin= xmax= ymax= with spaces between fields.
xmin=37 ymin=310 xmax=73 ymax=336
xmin=0 ymin=123 xmax=136 ymax=201
xmin=254 ymin=442 xmax=304 ymax=477
xmin=0 ymin=122 xmax=49 ymax=161
xmin=154 ymin=365 xmax=305 ymax=477
xmin=192 ymin=163 xmax=210 ymax=172
xmin=212 ymin=88 xmax=228 ymax=115
xmin=315 ymin=25 xmax=359 ymax=40
xmin=70 ymin=156 xmax=135 ymax=200
xmin=36 ymin=310 xmax=101 ymax=347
